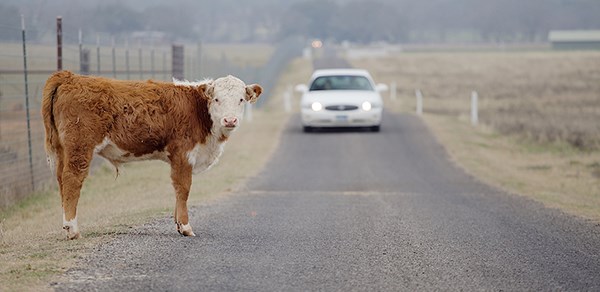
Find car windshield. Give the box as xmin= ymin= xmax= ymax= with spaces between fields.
xmin=309 ymin=75 xmax=373 ymax=91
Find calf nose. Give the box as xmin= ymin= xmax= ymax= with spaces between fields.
xmin=223 ymin=117 xmax=238 ymax=127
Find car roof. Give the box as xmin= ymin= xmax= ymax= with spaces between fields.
xmin=310 ymin=68 xmax=372 ymax=79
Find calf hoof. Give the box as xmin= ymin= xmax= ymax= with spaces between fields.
xmin=63 ymin=226 xmax=81 ymax=240
xmin=176 ymin=223 xmax=196 ymax=237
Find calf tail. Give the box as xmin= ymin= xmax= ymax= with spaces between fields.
xmin=42 ymin=70 xmax=72 ymax=173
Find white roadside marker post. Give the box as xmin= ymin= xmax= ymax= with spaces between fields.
xmin=471 ymin=91 xmax=478 ymax=126
xmin=416 ymin=89 xmax=423 ymax=116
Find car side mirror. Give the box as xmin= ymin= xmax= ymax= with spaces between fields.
xmin=376 ymin=83 xmax=389 ymax=92
xmin=295 ymin=84 xmax=308 ymax=93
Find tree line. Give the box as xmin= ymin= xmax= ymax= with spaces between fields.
xmin=282 ymin=0 xmax=600 ymax=43
xmin=2 ymin=0 xmax=600 ymax=43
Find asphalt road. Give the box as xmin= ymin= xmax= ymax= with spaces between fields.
xmin=55 ymin=110 xmax=600 ymax=291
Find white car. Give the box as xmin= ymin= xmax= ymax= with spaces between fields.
xmin=296 ymin=69 xmax=387 ymax=132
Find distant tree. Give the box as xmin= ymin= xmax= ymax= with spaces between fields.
xmin=8 ymin=0 xmax=600 ymax=44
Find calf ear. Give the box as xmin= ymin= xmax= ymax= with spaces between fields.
xmin=245 ymin=84 xmax=263 ymax=104
xmin=198 ymin=82 xmax=215 ymax=100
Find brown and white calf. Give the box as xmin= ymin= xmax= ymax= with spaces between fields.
xmin=42 ymin=71 xmax=262 ymax=239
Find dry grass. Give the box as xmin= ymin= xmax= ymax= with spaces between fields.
xmin=0 ymin=57 xmax=312 ymax=291
xmin=352 ymin=51 xmax=600 ymax=221
xmin=422 ymin=114 xmax=600 ymax=220
xmin=353 ymin=51 xmax=600 ymax=150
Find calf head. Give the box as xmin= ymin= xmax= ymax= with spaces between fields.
xmin=200 ymin=75 xmax=262 ymax=131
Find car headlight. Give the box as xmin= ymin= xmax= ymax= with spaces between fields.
xmin=311 ymin=102 xmax=323 ymax=111
xmin=362 ymin=101 xmax=372 ymax=111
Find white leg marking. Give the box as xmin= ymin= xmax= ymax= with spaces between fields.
xmin=63 ymin=213 xmax=80 ymax=239
xmin=179 ymin=223 xmax=196 ymax=237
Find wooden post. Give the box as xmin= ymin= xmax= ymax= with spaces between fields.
xmin=56 ymin=17 xmax=62 ymax=71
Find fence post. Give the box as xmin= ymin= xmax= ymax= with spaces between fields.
xmin=96 ymin=34 xmax=101 ymax=75
xmin=78 ymin=28 xmax=83 ymax=73
xmin=21 ymin=15 xmax=35 ymax=191
xmin=245 ymin=103 xmax=253 ymax=122
xmin=162 ymin=50 xmax=167 ymax=80
xmin=151 ymin=44 xmax=155 ymax=79
xmin=416 ymin=89 xmax=423 ymax=116
xmin=172 ymin=44 xmax=184 ymax=80
xmin=111 ymin=37 xmax=116 ymax=78
xmin=189 ymin=53 xmax=195 ymax=80
xmin=138 ymin=41 xmax=143 ymax=80
xmin=125 ymin=38 xmax=130 ymax=80
xmin=56 ymin=16 xmax=62 ymax=71
xmin=80 ymin=49 xmax=90 ymax=75
xmin=390 ymin=81 xmax=396 ymax=100
xmin=197 ymin=42 xmax=202 ymax=78
xmin=283 ymin=85 xmax=292 ymax=113
xmin=471 ymin=91 xmax=478 ymax=126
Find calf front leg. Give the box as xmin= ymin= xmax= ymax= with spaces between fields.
xmin=171 ymin=157 xmax=195 ymax=237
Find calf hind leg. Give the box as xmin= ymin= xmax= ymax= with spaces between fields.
xmin=60 ymin=147 xmax=94 ymax=239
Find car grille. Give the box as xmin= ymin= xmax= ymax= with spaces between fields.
xmin=325 ymin=105 xmax=358 ymax=111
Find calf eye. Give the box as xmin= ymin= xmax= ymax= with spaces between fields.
xmin=239 ymin=98 xmax=243 ymax=102
xmin=214 ymin=98 xmax=219 ymax=103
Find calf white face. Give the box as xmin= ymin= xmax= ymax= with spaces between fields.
xmin=202 ymin=75 xmax=262 ymax=131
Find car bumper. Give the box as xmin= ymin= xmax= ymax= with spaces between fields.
xmin=301 ymin=108 xmax=382 ymax=127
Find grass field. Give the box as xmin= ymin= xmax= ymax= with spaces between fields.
xmin=352 ymin=51 xmax=600 ymax=220
xmin=353 ymin=51 xmax=600 ymax=150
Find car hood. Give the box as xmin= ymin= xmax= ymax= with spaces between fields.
xmin=301 ymin=90 xmax=382 ymax=107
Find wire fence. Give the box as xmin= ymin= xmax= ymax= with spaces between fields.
xmin=0 ymin=16 xmax=303 ymax=209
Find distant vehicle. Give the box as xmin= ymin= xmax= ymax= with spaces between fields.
xmin=296 ymin=69 xmax=387 ymax=132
